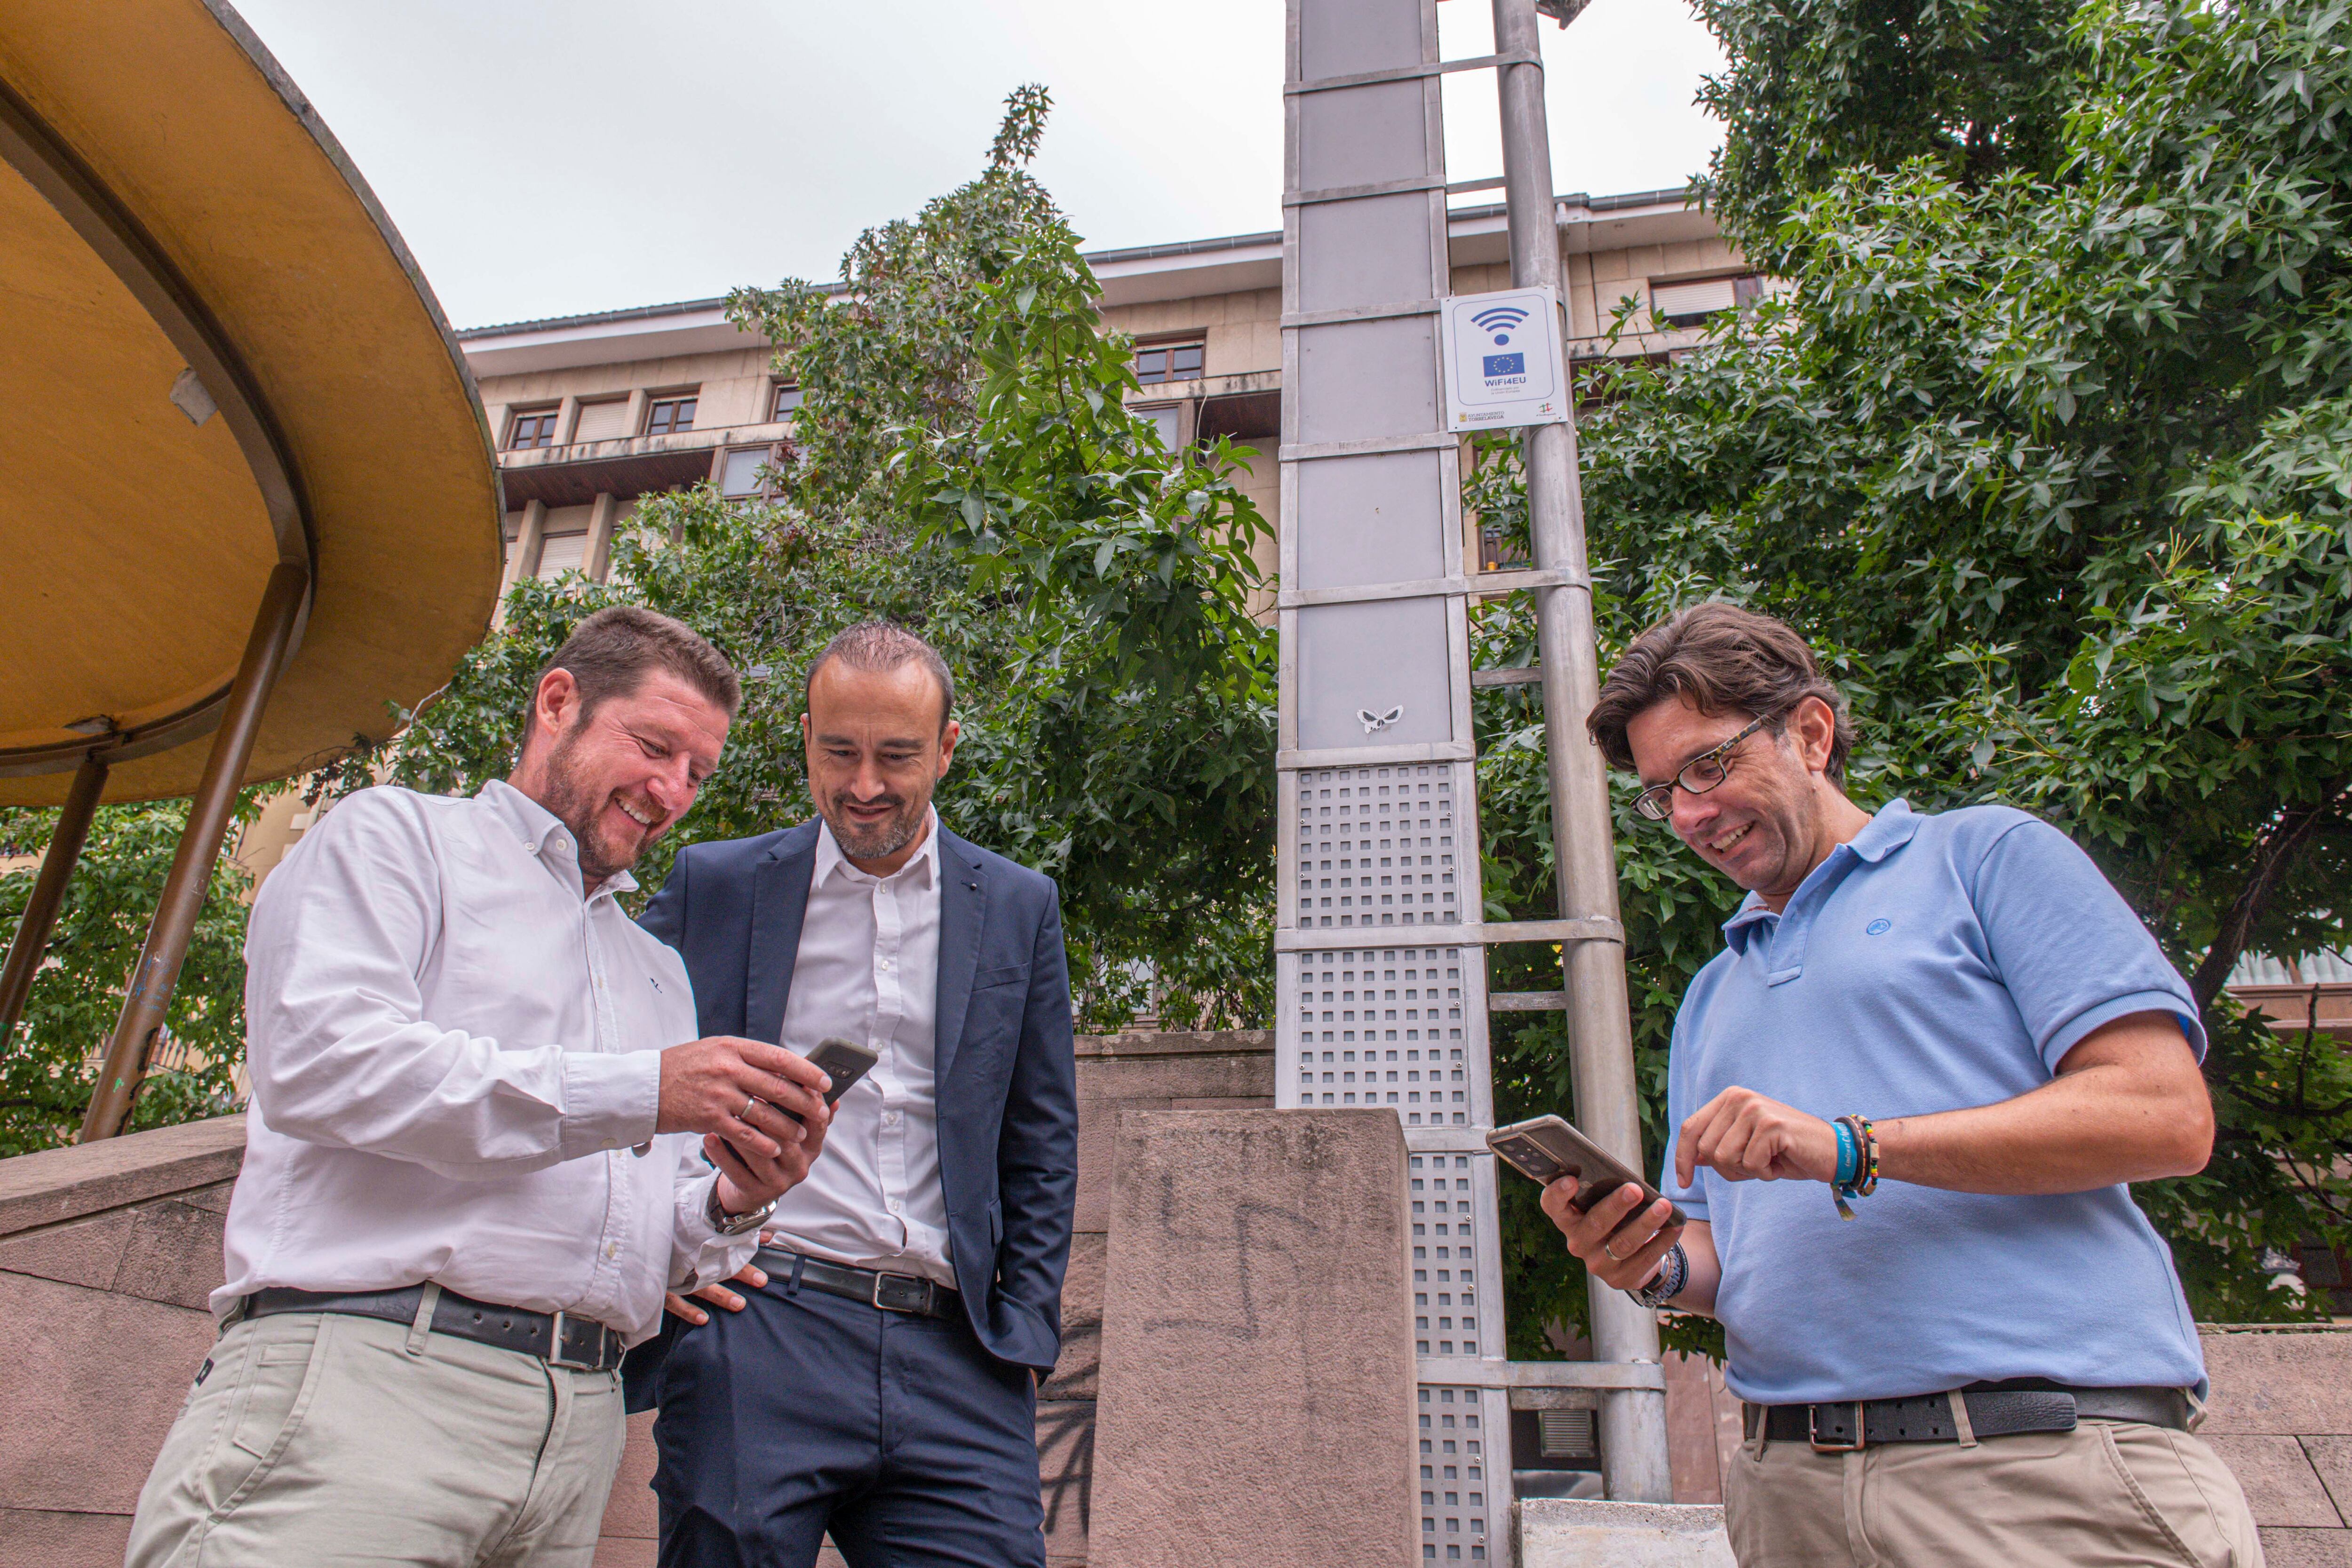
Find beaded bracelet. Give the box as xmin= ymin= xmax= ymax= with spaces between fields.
xmin=1831 ymin=1114 xmax=1879 ymax=1220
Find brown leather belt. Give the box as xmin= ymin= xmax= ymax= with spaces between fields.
xmin=1748 ymin=1383 xmax=2190 ymax=1451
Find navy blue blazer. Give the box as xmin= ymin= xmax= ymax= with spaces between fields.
xmin=626 ymin=818 xmax=1078 ymax=1398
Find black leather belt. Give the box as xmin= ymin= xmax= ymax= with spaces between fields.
xmin=242 ymin=1285 xmax=626 ymax=1372
xmin=1749 ymin=1383 xmax=2190 ymax=1451
xmin=757 ymin=1246 xmax=961 ymax=1320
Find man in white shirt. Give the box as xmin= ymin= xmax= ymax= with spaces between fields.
xmin=127 ymin=606 xmax=836 ymax=1568
xmin=631 ymin=621 xmax=1078 ymax=1568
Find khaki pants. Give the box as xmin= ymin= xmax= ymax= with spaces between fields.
xmin=127 ymin=1305 xmax=628 ymax=1568
xmin=1725 ymin=1417 xmax=2264 ymax=1568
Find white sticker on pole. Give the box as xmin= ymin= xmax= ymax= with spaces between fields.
xmin=1440 ymin=286 xmax=1569 ymax=430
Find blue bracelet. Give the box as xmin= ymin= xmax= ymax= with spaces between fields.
xmin=1834 ymin=1118 xmax=1858 ymax=1189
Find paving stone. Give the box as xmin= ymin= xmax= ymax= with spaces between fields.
xmin=0 ymin=1271 xmax=213 ymax=1513
xmin=2200 ymin=1329 xmax=2352 ymax=1436
xmin=2305 ymin=1439 xmax=2352 ymax=1524
xmin=2258 ymin=1527 xmax=2352 ymax=1567
xmin=0 ymin=1506 xmax=132 ymax=1568
xmin=2205 ymin=1436 xmax=2344 ymax=1527
xmin=0 ymin=1209 xmax=136 ymax=1291
xmin=1089 ymin=1109 xmax=1414 ymax=1568
xmin=1517 ymin=1499 xmax=1737 ymax=1568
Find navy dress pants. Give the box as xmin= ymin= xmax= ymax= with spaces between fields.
xmin=649 ymin=1271 xmax=1046 ymax=1568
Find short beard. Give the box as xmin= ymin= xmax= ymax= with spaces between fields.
xmin=822 ymin=796 xmax=925 ymax=863
xmin=540 ymin=730 xmax=642 ymax=883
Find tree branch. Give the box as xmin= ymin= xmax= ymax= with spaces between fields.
xmin=2190 ymin=778 xmax=2352 ymax=1011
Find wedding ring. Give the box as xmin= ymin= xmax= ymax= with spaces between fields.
xmin=742 ymin=1094 xmax=759 ymax=1121
xmin=1602 ymin=1241 xmax=1623 ymax=1262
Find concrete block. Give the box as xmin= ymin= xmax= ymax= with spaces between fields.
xmin=2205 ymin=1437 xmax=2344 ymax=1527
xmin=112 ymin=1199 xmax=228 ymax=1311
xmin=2259 ymin=1528 xmax=2352 ymax=1568
xmin=0 ymin=1270 xmax=214 ymax=1512
xmin=2201 ymin=1329 xmax=2352 ymax=1435
xmin=0 ymin=1115 xmax=245 ymax=1237
xmin=598 ymin=1410 xmax=660 ymax=1542
xmin=1516 ymin=1500 xmax=1737 ymax=1568
xmin=2304 ymin=1438 xmax=2352 ymax=1522
xmin=1038 ymin=1398 xmax=1095 ymax=1561
xmin=0 ymin=1506 xmax=132 ymax=1568
xmin=1041 ymin=1231 xmax=1104 ymax=1400
xmin=0 ymin=1209 xmax=136 ymax=1291
xmin=1089 ymin=1109 xmax=1415 ymax=1568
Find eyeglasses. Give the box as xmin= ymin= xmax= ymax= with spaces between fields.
xmin=1631 ymin=712 xmax=1775 ymax=822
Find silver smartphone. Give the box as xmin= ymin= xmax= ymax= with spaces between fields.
xmin=1487 ymin=1114 xmax=1686 ymax=1238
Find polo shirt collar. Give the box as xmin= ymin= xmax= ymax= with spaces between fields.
xmin=813 ymin=809 xmax=939 ymax=891
xmin=1720 ymin=798 xmax=1918 ymax=954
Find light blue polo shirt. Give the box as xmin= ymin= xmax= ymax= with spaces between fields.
xmin=1660 ymin=799 xmax=2209 ymax=1405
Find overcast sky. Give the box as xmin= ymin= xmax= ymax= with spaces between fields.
xmin=232 ymin=0 xmax=1726 ymax=331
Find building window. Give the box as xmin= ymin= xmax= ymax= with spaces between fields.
xmin=508 ymin=408 xmax=561 ymax=449
xmin=720 ymin=447 xmax=773 ymax=499
xmin=1134 ymin=340 xmax=1204 ymax=385
xmin=771 ymin=382 xmax=803 ymax=420
xmin=1649 ymin=274 xmax=1764 ymax=329
xmin=646 ymin=395 xmax=697 ymax=436
xmin=1135 ymin=405 xmax=1181 ymax=449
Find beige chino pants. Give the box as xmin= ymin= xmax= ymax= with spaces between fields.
xmin=127 ymin=1305 xmax=628 ymax=1568
xmin=1724 ymin=1417 xmax=2265 ymax=1568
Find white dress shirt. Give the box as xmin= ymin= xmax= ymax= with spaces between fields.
xmin=218 ymin=780 xmax=754 ymax=1344
xmin=766 ymin=813 xmax=954 ymax=1286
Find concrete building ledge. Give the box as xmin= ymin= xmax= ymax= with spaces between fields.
xmin=0 ymin=1114 xmax=245 ymax=1237
xmin=1074 ymin=1028 xmax=1271 ymax=1060
xmin=1517 ymin=1499 xmax=1736 ymax=1568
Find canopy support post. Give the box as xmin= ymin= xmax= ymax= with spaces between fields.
xmin=0 ymin=751 xmax=109 ymax=1051
xmin=79 ymin=562 xmax=306 ymax=1143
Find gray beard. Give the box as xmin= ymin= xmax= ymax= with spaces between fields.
xmin=825 ymin=802 xmax=923 ymax=862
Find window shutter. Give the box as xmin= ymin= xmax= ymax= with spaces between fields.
xmin=1650 ymin=277 xmax=1739 ymax=323
xmin=573 ymin=400 xmax=628 ymax=442
xmin=538 ymin=532 xmax=588 ymax=579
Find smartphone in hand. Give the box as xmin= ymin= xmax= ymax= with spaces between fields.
xmin=1487 ymin=1114 xmax=1686 ymax=1238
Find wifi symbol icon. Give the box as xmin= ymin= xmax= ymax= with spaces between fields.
xmin=1471 ymin=304 xmax=1532 ymax=345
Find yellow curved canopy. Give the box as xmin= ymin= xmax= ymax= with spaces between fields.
xmin=0 ymin=0 xmax=501 ymax=807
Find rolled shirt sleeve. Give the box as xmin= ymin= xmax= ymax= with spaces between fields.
xmin=667 ymin=1147 xmax=761 ymax=1293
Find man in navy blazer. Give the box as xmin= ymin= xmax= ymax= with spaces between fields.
xmin=628 ymin=621 xmax=1077 ymax=1568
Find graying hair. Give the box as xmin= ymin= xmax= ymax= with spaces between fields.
xmin=804 ymin=621 xmax=955 ymax=730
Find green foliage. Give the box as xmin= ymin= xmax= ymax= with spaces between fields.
xmin=320 ymin=88 xmax=1277 ymax=1033
xmin=1489 ymin=0 xmax=2352 ymax=1354
xmin=0 ymin=799 xmax=255 ymax=1154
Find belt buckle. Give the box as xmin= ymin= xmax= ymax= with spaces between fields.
xmin=1810 ymin=1401 xmax=1867 ymax=1453
xmin=871 ymin=1272 xmax=930 ymax=1315
xmin=545 ymin=1310 xmax=600 ymax=1370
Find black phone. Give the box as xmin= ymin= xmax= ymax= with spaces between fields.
xmin=1486 ymin=1114 xmax=1686 ymax=1239
xmin=803 ymin=1036 xmax=879 ymax=1105
xmin=717 ymin=1037 xmax=879 ymax=1168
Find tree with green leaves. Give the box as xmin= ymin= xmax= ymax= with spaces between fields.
xmin=318 ymin=86 xmax=1278 ymax=1032
xmin=0 ymin=798 xmax=253 ymax=1155
xmin=1487 ymin=0 xmax=2352 ymax=1355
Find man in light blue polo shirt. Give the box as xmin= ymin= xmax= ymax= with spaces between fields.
xmin=1545 ymin=603 xmax=2262 ymax=1568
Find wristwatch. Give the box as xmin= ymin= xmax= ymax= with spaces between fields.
xmin=1630 ymin=1241 xmax=1688 ymax=1311
xmin=706 ymin=1181 xmax=775 ymax=1237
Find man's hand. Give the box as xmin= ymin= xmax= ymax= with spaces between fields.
xmin=657 ymin=1035 xmax=832 ymax=1162
xmin=666 ymin=1253 xmax=770 ymax=1328
xmin=1675 ymin=1086 xmax=1838 ymax=1189
xmin=1540 ymin=1180 xmax=1684 ymax=1292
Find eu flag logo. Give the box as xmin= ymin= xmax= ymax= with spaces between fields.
xmin=1483 ymin=352 xmax=1526 ymax=377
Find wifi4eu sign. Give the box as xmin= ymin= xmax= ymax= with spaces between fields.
xmin=1439 ymin=285 xmax=1569 ymax=430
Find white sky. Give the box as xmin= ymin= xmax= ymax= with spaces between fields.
xmin=231 ymin=0 xmax=1726 ymax=331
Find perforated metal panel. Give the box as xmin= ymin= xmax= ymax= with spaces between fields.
xmin=1281 ymin=1 xmax=1517 ymax=1557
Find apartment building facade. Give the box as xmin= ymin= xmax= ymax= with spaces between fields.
xmin=456 ymin=188 xmax=1749 ymax=594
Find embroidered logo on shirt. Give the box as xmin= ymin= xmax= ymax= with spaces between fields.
xmin=649 ymin=976 xmax=664 ymax=993
xmin=1865 ymin=918 xmax=1892 ymax=935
